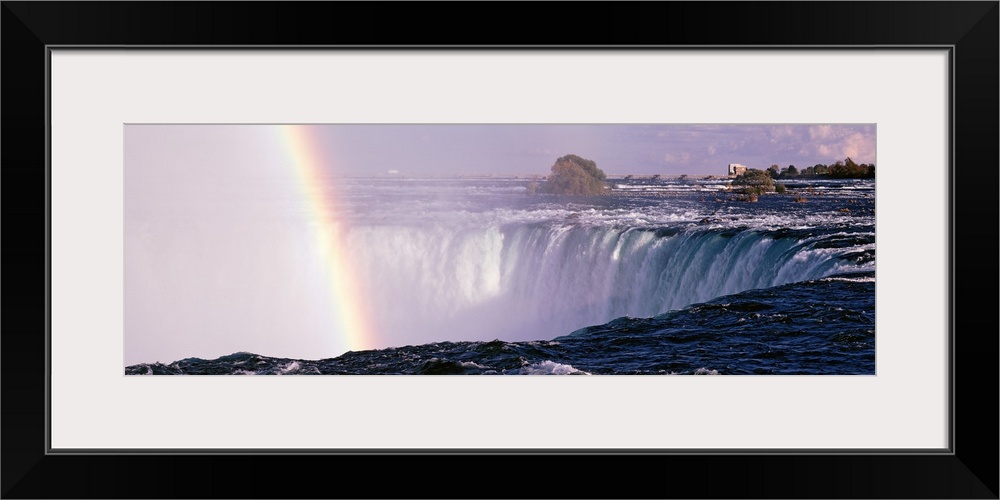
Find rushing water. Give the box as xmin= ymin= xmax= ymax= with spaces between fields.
xmin=127 ymin=176 xmax=875 ymax=375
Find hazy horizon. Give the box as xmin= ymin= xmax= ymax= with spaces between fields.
xmin=127 ymin=124 xmax=875 ymax=178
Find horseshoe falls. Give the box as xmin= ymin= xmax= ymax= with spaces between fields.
xmin=126 ymin=177 xmax=875 ymax=375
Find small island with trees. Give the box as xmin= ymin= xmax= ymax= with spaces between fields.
xmin=538 ymin=154 xmax=609 ymax=195
xmin=731 ymin=168 xmax=779 ymax=201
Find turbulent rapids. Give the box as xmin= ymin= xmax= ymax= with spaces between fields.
xmin=126 ymin=176 xmax=876 ymax=374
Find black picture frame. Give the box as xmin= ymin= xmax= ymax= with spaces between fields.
xmin=2 ymin=2 xmax=996 ymax=498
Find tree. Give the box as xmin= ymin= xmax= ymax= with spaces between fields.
xmin=829 ymin=157 xmax=870 ymax=178
xmin=540 ymin=154 xmax=608 ymax=195
xmin=731 ymin=168 xmax=775 ymax=195
xmin=768 ymin=164 xmax=779 ymax=178
xmin=828 ymin=160 xmax=847 ymax=177
xmin=786 ymin=165 xmax=799 ymax=177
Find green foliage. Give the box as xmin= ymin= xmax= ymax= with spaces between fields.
xmin=541 ymin=154 xmax=608 ymax=195
xmin=774 ymin=183 xmax=787 ymax=194
xmin=828 ymin=157 xmax=874 ymax=178
xmin=732 ymin=168 xmax=776 ymax=199
xmin=766 ymin=158 xmax=872 ymax=179
xmin=732 ymin=168 xmax=776 ymax=192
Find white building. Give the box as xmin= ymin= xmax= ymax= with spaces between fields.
xmin=728 ymin=163 xmax=747 ymax=176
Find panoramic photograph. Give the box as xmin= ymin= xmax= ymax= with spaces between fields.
xmin=125 ymin=124 xmax=875 ymax=375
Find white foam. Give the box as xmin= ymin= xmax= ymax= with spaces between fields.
xmin=335 ymin=176 xmax=874 ymax=233
xmin=519 ymin=360 xmax=589 ymax=375
xmin=693 ymin=368 xmax=720 ymax=375
xmin=820 ymin=275 xmax=876 ymax=283
xmin=279 ymin=361 xmax=301 ymax=374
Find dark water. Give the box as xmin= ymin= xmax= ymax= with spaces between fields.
xmin=127 ymin=176 xmax=876 ymax=375
xmin=126 ymin=270 xmax=874 ymax=375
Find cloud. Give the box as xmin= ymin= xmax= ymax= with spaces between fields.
xmin=840 ymin=132 xmax=875 ymax=160
xmin=769 ymin=125 xmax=797 ymax=143
xmin=707 ymin=145 xmax=717 ymax=156
xmin=809 ymin=125 xmax=834 ymax=140
xmin=793 ymin=126 xmax=876 ymax=163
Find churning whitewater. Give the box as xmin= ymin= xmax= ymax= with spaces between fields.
xmin=126 ymin=176 xmax=875 ymax=375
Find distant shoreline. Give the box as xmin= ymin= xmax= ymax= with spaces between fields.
xmin=323 ymin=173 xmax=873 ymax=181
xmin=326 ymin=173 xmax=734 ymax=180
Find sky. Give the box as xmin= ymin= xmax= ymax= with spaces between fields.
xmin=128 ymin=124 xmax=876 ymax=179
xmin=295 ymin=124 xmax=875 ymax=176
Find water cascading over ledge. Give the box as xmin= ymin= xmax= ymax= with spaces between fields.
xmin=344 ymin=221 xmax=866 ymax=346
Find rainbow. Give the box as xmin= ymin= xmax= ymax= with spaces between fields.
xmin=278 ymin=125 xmax=378 ymax=354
